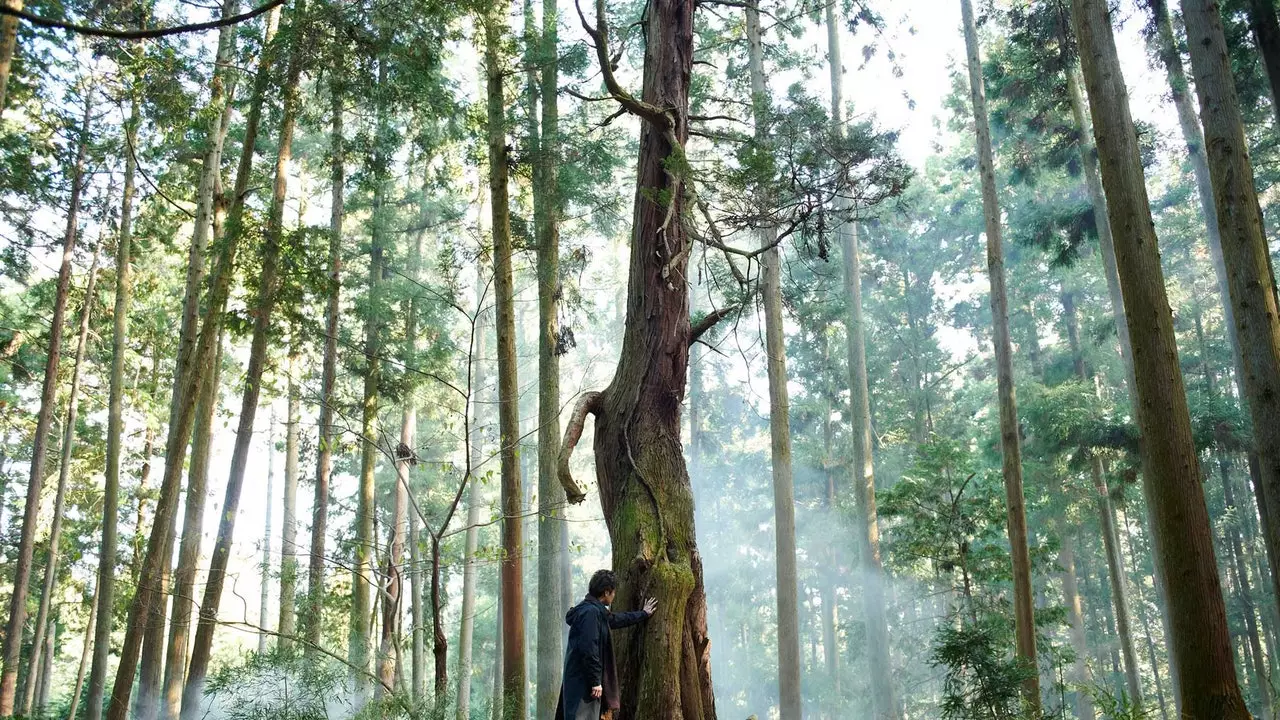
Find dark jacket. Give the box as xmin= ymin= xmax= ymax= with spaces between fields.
xmin=557 ymin=595 xmax=648 ymax=719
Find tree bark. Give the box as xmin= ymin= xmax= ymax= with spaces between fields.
xmin=1181 ymin=0 xmax=1280 ymax=621
xmin=1070 ymin=0 xmax=1251 ymax=715
xmin=22 ymin=250 xmax=99 ymax=717
xmin=0 ymin=89 xmax=92 ymax=718
xmin=958 ymin=0 xmax=1041 ymax=708
xmin=557 ymin=2 xmax=717 ymax=718
xmin=1247 ymin=0 xmax=1280 ymax=131
xmin=0 ymin=0 xmax=21 ymax=114
xmin=176 ymin=10 xmax=301 ymax=718
xmin=744 ymin=6 xmax=801 ymax=717
xmin=67 ymin=589 xmax=97 ymax=720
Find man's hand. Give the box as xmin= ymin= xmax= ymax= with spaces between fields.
xmin=642 ymin=597 xmax=657 ymax=616
xmin=591 ymin=685 xmax=603 ymax=699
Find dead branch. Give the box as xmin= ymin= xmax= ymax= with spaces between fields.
xmin=690 ymin=305 xmax=741 ymax=346
xmin=559 ymin=391 xmax=603 ymax=504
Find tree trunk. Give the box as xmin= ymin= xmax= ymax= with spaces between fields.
xmin=958 ymin=0 xmax=1041 ymax=708
xmin=1247 ymin=0 xmax=1280 ymax=131
xmin=67 ymin=589 xmax=97 ymax=720
xmin=87 ymin=89 xmax=139 ymax=720
xmin=410 ymin=496 xmax=424 ymax=703
xmin=278 ymin=350 xmax=300 ymax=647
xmin=557 ymin=3 xmax=717 ymax=719
xmin=456 ymin=270 xmax=488 ymax=720
xmin=1070 ymin=0 xmax=1251 ymax=715
xmin=177 ymin=12 xmax=301 ymax=718
xmin=533 ymin=0 xmax=567 ymax=715
xmin=0 ymin=89 xmax=92 ymax=718
xmin=1218 ymin=454 xmax=1273 ymax=718
xmin=160 ymin=338 xmax=224 ymax=720
xmin=352 ymin=54 xmax=390 ymax=690
xmin=492 ymin=603 xmax=504 ymax=720
xmin=825 ymin=8 xmax=898 ymax=717
xmin=1181 ymin=0 xmax=1280 ymax=621
xmin=742 ymin=6 xmax=802 ymax=717
xmin=260 ymin=412 xmax=277 ymax=654
xmin=305 ymin=32 xmax=344 ymax=652
xmin=483 ymin=7 xmax=526 ymax=718
xmin=0 ymin=0 xmax=21 ymax=114
xmin=1059 ymin=535 xmax=1096 ymax=720
xmin=23 ymin=250 xmax=99 ymax=717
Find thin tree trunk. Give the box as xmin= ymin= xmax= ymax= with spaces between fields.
xmin=88 ymin=89 xmax=137 ymax=719
xmin=410 ymin=497 xmax=424 ymax=703
xmin=260 ymin=412 xmax=277 ymax=654
xmin=305 ymin=32 xmax=344 ymax=653
xmin=825 ymin=8 xmax=898 ymax=717
xmin=0 ymin=89 xmax=92 ymax=718
xmin=278 ymin=351 xmax=300 ymax=647
xmin=67 ymin=589 xmax=97 ymax=720
xmin=177 ymin=11 xmax=301 ymax=719
xmin=492 ymin=603 xmax=504 ymax=720
xmin=1070 ymin=0 xmax=1251 ymax=715
xmin=484 ymin=7 xmax=526 ymax=718
xmin=958 ymin=0 xmax=1040 ymax=708
xmin=1059 ymin=535 xmax=1096 ymax=720
xmin=744 ymin=7 xmax=802 ymax=718
xmin=1181 ymin=0 xmax=1280 ymax=620
xmin=456 ymin=271 xmax=488 ymax=720
xmin=23 ymin=250 xmax=99 ymax=717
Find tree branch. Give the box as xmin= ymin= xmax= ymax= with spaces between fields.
xmin=575 ymin=0 xmax=670 ymax=127
xmin=559 ymin=391 xmax=603 ymax=504
xmin=0 ymin=0 xmax=287 ymax=40
xmin=690 ymin=305 xmax=741 ymax=346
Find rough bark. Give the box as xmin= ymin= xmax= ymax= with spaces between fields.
xmin=557 ymin=2 xmax=718 ymax=718
xmin=958 ymin=0 xmax=1041 ymax=708
xmin=0 ymin=90 xmax=91 ymax=718
xmin=745 ymin=6 xmax=801 ymax=717
xmin=176 ymin=11 xmax=299 ymax=719
xmin=1070 ymin=0 xmax=1251 ymax=715
xmin=1181 ymin=0 xmax=1280 ymax=620
xmin=87 ymin=90 xmax=139 ymax=720
xmin=22 ymin=250 xmax=98 ymax=717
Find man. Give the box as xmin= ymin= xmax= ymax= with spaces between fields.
xmin=557 ymin=569 xmax=657 ymax=720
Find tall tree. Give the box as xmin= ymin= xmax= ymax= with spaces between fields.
xmin=1246 ymin=0 xmax=1280 ymax=130
xmin=1180 ymin=0 xmax=1280 ymax=619
xmin=557 ymin=1 xmax=718 ymax=717
xmin=0 ymin=87 xmax=93 ymax=718
xmin=826 ymin=6 xmax=899 ymax=718
xmin=456 ymin=267 xmax=488 ymax=720
xmin=744 ymin=5 xmax=801 ymax=717
xmin=1069 ymin=0 xmax=1251 ymax=715
xmin=958 ymin=0 xmax=1040 ymax=708
xmin=278 ymin=350 xmax=301 ymax=647
xmin=483 ymin=4 xmax=526 ymax=716
xmin=0 ymin=0 xmax=21 ymax=113
xmin=88 ymin=89 xmax=140 ymax=720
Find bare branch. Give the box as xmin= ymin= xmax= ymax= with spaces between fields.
xmin=1 ymin=0 xmax=288 ymax=40
xmin=559 ymin=391 xmax=603 ymax=504
xmin=574 ymin=0 xmax=670 ymax=127
xmin=691 ymin=305 xmax=741 ymax=346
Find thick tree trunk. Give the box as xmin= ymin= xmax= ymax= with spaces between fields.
xmin=745 ymin=7 xmax=802 ymax=718
xmin=305 ymin=35 xmax=344 ymax=652
xmin=177 ymin=14 xmax=302 ymax=718
xmin=826 ymin=8 xmax=898 ymax=717
xmin=958 ymin=0 xmax=1041 ymax=708
xmin=87 ymin=90 xmax=139 ymax=720
xmin=23 ymin=251 xmax=99 ymax=717
xmin=0 ymin=90 xmax=92 ymax=718
xmin=1070 ymin=0 xmax=1251 ymax=715
xmin=1181 ymin=0 xmax=1280 ymax=622
xmin=483 ymin=7 xmax=526 ymax=718
xmin=456 ymin=271 xmax=488 ymax=720
xmin=278 ymin=351 xmax=300 ymax=647
xmin=558 ymin=3 xmax=717 ymax=719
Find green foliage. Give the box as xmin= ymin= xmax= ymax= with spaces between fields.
xmin=933 ymin=620 xmax=1036 ymax=720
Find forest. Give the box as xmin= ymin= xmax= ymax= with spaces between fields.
xmin=1 ymin=0 xmax=1280 ymax=718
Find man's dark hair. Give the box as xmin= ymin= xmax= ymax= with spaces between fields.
xmin=589 ymin=569 xmax=617 ymax=598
